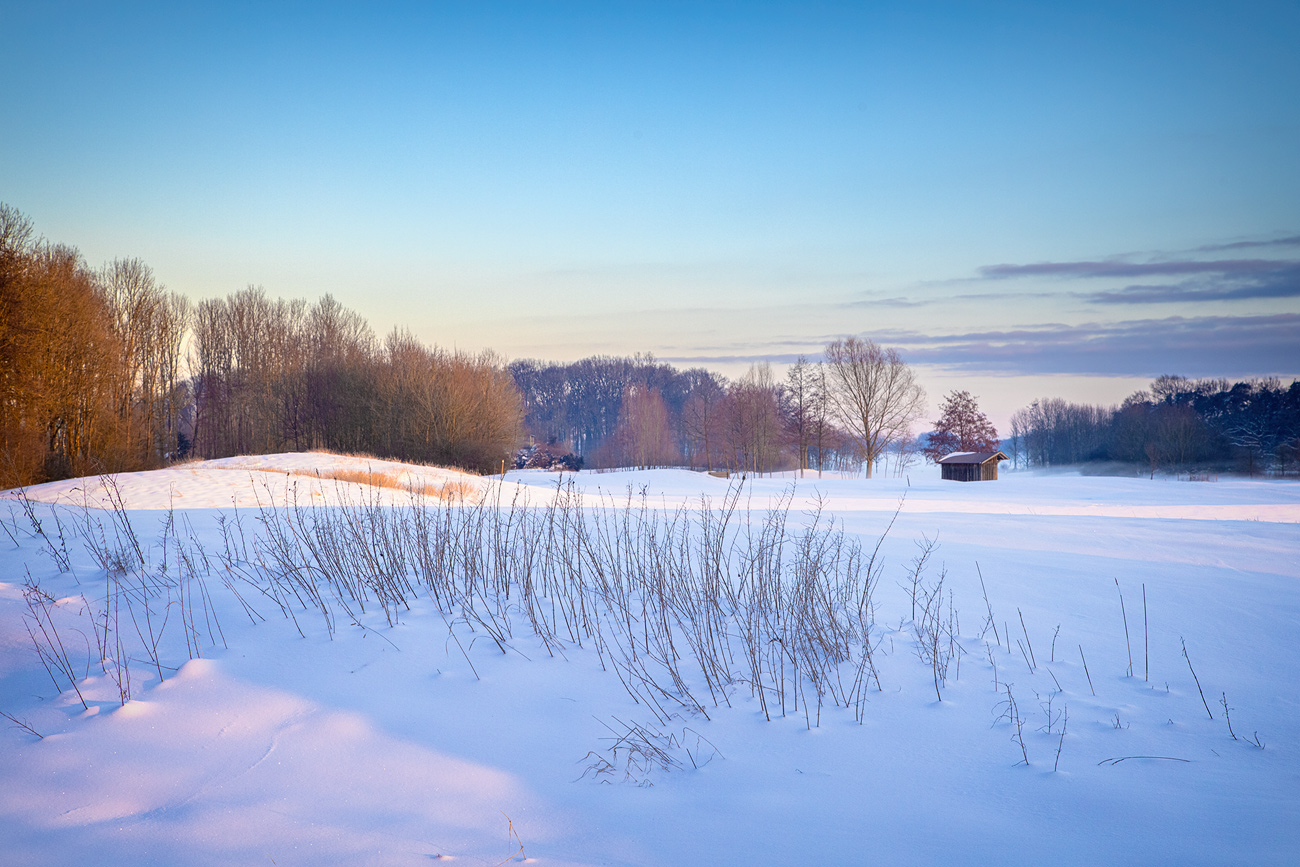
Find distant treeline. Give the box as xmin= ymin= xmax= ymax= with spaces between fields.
xmin=512 ymin=355 xmax=846 ymax=472
xmin=1008 ymin=375 xmax=1300 ymax=475
xmin=510 ymin=345 xmax=925 ymax=477
xmin=0 ymin=205 xmax=519 ymax=487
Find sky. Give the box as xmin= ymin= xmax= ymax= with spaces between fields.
xmin=3 ymin=0 xmax=1298 ymax=429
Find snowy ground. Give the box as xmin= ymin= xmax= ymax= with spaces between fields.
xmin=2 ymin=455 xmax=1298 ymax=865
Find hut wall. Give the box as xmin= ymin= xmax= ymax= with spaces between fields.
xmin=941 ymin=459 xmax=1000 ymax=482
xmin=942 ymin=463 xmax=980 ymax=482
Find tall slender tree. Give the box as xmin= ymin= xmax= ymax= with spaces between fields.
xmin=782 ymin=356 xmax=816 ymax=475
xmin=726 ymin=363 xmax=784 ymax=474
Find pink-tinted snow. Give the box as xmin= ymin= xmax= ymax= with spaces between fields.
xmin=2 ymin=456 xmax=1297 ymax=865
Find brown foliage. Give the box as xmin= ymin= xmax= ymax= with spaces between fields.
xmin=378 ymin=330 xmax=522 ymax=474
xmin=2 ymin=206 xmax=523 ymax=484
xmin=188 ymin=296 xmax=523 ymax=475
xmin=1 ymin=206 xmax=193 ymax=487
xmin=1 ymin=209 xmax=122 ymax=485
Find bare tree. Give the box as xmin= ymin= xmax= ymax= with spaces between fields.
xmin=725 ymin=363 xmax=785 ymax=475
xmin=102 ymin=258 xmax=163 ymax=464
xmin=822 ymin=337 xmax=925 ymax=478
xmin=682 ymin=375 xmax=726 ymax=470
xmin=1012 ymin=397 xmax=1112 ymax=468
xmin=888 ymin=433 xmax=924 ymax=477
xmin=191 ymin=297 xmax=234 ymax=457
xmin=782 ymin=356 xmax=816 ymax=476
xmin=603 ymin=383 xmax=678 ymax=469
xmin=810 ymin=361 xmax=833 ymax=476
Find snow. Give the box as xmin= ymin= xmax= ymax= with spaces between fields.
xmin=2 ymin=455 xmax=1298 ymax=865
xmin=19 ymin=451 xmax=495 ymax=511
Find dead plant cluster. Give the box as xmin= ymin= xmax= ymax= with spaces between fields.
xmin=15 ymin=475 xmax=226 ymax=706
xmin=577 ymin=716 xmax=722 ymax=786
xmin=16 ymin=474 xmax=892 ymax=728
xmin=240 ymin=476 xmax=889 ymax=728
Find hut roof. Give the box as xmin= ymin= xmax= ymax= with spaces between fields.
xmin=937 ymin=451 xmax=1008 ymax=465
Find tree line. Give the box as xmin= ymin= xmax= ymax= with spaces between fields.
xmin=1008 ymin=375 xmax=1300 ymax=476
xmin=0 ymin=203 xmax=943 ymax=484
xmin=1 ymin=206 xmax=190 ymax=485
xmin=511 ymin=338 xmax=927 ymax=477
xmin=2 ymin=201 xmax=930 ymax=487
xmin=190 ymin=288 xmax=520 ymax=473
xmin=0 ymin=205 xmax=520 ymax=487
xmin=18 ymin=202 xmax=1290 ymax=484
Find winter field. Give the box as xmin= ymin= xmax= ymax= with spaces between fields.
xmin=1 ymin=453 xmax=1298 ymax=866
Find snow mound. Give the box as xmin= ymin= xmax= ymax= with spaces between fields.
xmin=7 ymin=452 xmax=503 ymax=511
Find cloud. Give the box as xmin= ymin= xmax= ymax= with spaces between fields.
xmin=662 ymin=315 xmax=1299 ymax=379
xmin=1193 ymin=235 xmax=1300 ymax=252
xmin=889 ymin=314 xmax=1300 ymax=377
xmin=973 ymin=252 xmax=1300 ymax=305
xmin=977 ymin=258 xmax=1294 ymax=280
xmin=843 ymin=295 xmax=930 ymax=308
xmin=1089 ymin=261 xmax=1300 ymax=304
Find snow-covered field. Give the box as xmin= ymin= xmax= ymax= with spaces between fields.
xmin=2 ymin=454 xmax=1298 ymax=866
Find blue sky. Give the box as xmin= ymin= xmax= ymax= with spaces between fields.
xmin=3 ymin=1 xmax=1297 ymax=426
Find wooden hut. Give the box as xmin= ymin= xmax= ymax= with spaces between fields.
xmin=937 ymin=450 xmax=1008 ymax=482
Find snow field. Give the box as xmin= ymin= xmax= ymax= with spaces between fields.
xmin=1 ymin=456 xmax=1298 ymax=865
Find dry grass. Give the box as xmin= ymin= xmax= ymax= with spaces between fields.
xmin=420 ymin=479 xmax=478 ymax=501
xmin=320 ymin=469 xmax=475 ymax=501
xmin=324 ymin=468 xmax=406 ymax=489
xmin=239 ymin=464 xmax=477 ymax=501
